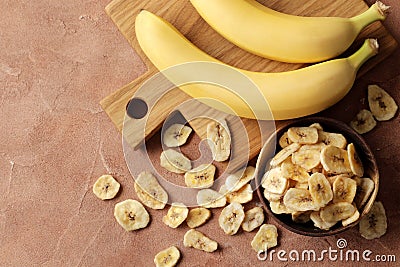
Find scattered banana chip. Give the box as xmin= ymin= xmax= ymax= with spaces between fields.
xmin=114 ymin=199 xmax=150 ymax=231
xmin=292 ymin=211 xmax=311 ymax=224
xmin=226 ymin=183 xmax=253 ymax=204
xmin=332 ymin=176 xmax=357 ymax=203
xmin=270 ymin=200 xmax=293 ymax=214
xmin=162 ymin=203 xmax=189 ymax=228
xmin=183 ymin=229 xmax=218 ymax=252
xmin=163 ymin=123 xmax=192 ymax=147
xmin=292 ymin=148 xmax=321 ymax=171
xmin=287 ymin=127 xmax=318 ymax=144
xmin=342 ymin=208 xmax=360 ymax=227
xmin=134 ymin=172 xmax=168 ymax=210
xmin=251 ymin=224 xmax=278 ymax=252
xmin=318 ymin=131 xmax=347 ymax=148
xmin=278 ymin=131 xmax=292 ymax=148
xmin=359 ymin=201 xmax=387 ymax=239
xmin=225 ymin=166 xmax=255 ymax=192
xmin=207 ymin=119 xmax=231 ymax=162
xmin=354 ymin=177 xmax=375 ymax=209
xmin=347 ymin=143 xmax=364 ymax=177
xmin=308 ymin=173 xmax=333 ymax=209
xmin=92 ymin=174 xmax=120 ymax=200
xmin=184 ymin=164 xmax=216 ymax=188
xmin=320 ymin=202 xmax=355 ymax=223
xmin=242 ymin=207 xmax=264 ymax=232
xmin=197 ymin=189 xmax=226 ymax=208
xmin=261 ymin=167 xmax=288 ymax=194
xmin=270 ymin=142 xmax=301 ymax=167
xmin=368 ymin=85 xmax=398 ymax=121
xmin=160 ymin=149 xmax=192 ymax=174
xmin=186 ymin=208 xmax=211 ymax=228
xmin=281 ymin=159 xmax=310 ymax=183
xmin=350 ymin=109 xmax=377 ymax=134
xmin=283 ymin=188 xmax=317 ymax=212
xmin=310 ymin=211 xmax=336 ymax=230
xmin=154 ymin=246 xmax=180 ymax=267
xmin=320 ymin=145 xmax=352 ymax=174
xmin=218 ymin=202 xmax=245 ymax=235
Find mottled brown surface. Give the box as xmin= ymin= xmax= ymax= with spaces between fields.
xmin=1 ymin=0 xmax=399 ymax=266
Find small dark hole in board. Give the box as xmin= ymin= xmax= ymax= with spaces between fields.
xmin=126 ymin=98 xmax=148 ymax=119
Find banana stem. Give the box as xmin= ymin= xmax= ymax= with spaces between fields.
xmin=348 ymin=39 xmax=379 ymax=70
xmin=351 ymin=1 xmax=390 ymax=31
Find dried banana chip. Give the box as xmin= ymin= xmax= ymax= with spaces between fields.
xmin=163 ymin=123 xmax=192 ymax=147
xmin=184 ymin=164 xmax=216 ymax=188
xmin=226 ymin=183 xmax=253 ymax=204
xmin=270 ymin=200 xmax=293 ymax=214
xmin=160 ymin=149 xmax=192 ymax=174
xmin=320 ymin=145 xmax=352 ymax=174
xmin=154 ymin=246 xmax=180 ymax=267
xmin=310 ymin=211 xmax=336 ymax=230
xmin=263 ymin=189 xmax=283 ymax=202
xmin=287 ymin=127 xmax=318 ymax=144
xmin=283 ymin=188 xmax=317 ymax=212
xmin=279 ymin=131 xmax=292 ymax=148
xmin=183 ymin=229 xmax=218 ymax=252
xmin=292 ymin=149 xmax=321 ymax=171
xmin=134 ymin=172 xmax=168 ymax=210
xmin=92 ymin=174 xmax=120 ymax=200
xmin=162 ymin=203 xmax=189 ymax=228
xmin=347 ymin=143 xmax=364 ymax=177
xmin=186 ymin=208 xmax=211 ymax=228
xmin=281 ymin=159 xmax=310 ymax=183
xmin=225 ymin=166 xmax=255 ymax=192
xmin=342 ymin=208 xmax=360 ymax=227
xmin=320 ymin=202 xmax=355 ymax=223
xmin=242 ymin=207 xmax=264 ymax=232
xmin=197 ymin=189 xmax=226 ymax=208
xmin=292 ymin=211 xmax=311 ymax=224
xmin=308 ymin=173 xmax=333 ymax=208
xmin=318 ymin=131 xmax=347 ymax=149
xmin=368 ymin=85 xmax=398 ymax=121
xmin=270 ymin=143 xmax=301 ymax=167
xmin=309 ymin=123 xmax=323 ymax=131
xmin=251 ymin=224 xmax=278 ymax=252
xmin=207 ymin=119 xmax=231 ymax=162
xmin=261 ymin=167 xmax=288 ymax=195
xmin=218 ymin=202 xmax=245 ymax=235
xmin=359 ymin=201 xmax=387 ymax=239
xmin=354 ymin=177 xmax=375 ymax=209
xmin=332 ymin=176 xmax=357 ymax=203
xmin=114 ymin=199 xmax=150 ymax=231
xmin=350 ymin=109 xmax=377 ymax=134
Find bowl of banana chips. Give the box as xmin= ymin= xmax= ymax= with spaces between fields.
xmin=255 ymin=117 xmax=379 ymax=236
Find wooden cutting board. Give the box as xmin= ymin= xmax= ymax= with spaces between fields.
xmin=100 ymin=0 xmax=397 ymax=168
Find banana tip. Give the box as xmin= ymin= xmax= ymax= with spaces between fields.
xmin=375 ymin=1 xmax=391 ymax=15
xmin=368 ymin=38 xmax=379 ymax=54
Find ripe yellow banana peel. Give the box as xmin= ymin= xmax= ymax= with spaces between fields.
xmin=135 ymin=11 xmax=378 ymax=120
xmin=190 ymin=0 xmax=388 ymax=63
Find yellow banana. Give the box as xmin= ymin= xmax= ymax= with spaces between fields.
xmin=190 ymin=0 xmax=388 ymax=63
xmin=135 ymin=11 xmax=378 ymax=120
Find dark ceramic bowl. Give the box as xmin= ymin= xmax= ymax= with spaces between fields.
xmin=255 ymin=117 xmax=379 ymax=237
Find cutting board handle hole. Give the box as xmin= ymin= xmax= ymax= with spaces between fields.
xmin=126 ymin=98 xmax=148 ymax=119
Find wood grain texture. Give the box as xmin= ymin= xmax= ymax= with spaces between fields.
xmin=100 ymin=0 xmax=397 ymax=165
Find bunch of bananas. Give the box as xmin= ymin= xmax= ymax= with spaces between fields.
xmin=135 ymin=1 xmax=389 ymax=120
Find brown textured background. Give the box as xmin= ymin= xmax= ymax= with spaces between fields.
xmin=0 ymin=0 xmax=399 ymax=266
